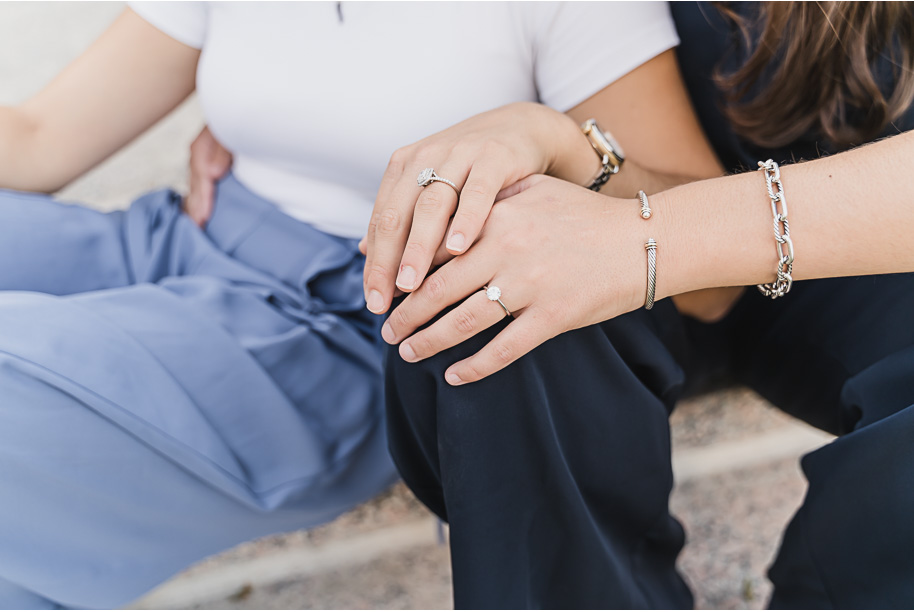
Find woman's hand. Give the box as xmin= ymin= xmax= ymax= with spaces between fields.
xmin=360 ymin=102 xmax=594 ymax=315
xmin=379 ymin=174 xmax=664 ymax=385
xmin=184 ymin=127 xmax=233 ymax=228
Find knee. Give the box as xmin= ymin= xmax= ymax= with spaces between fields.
xmin=840 ymin=344 xmax=914 ymax=431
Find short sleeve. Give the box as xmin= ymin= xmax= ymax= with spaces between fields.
xmin=532 ymin=1 xmax=680 ymax=111
xmin=128 ymin=1 xmax=208 ymax=49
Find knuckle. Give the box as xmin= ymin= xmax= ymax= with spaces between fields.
xmin=462 ymin=360 xmax=485 ymax=381
xmin=387 ymin=148 xmax=410 ymax=173
xmin=422 ymin=274 xmax=447 ymax=301
xmin=409 ymin=333 xmax=434 ymax=357
xmin=461 ymin=182 xmax=491 ymax=203
xmin=451 ymin=138 xmax=480 ymax=157
xmin=389 ymin=306 xmax=411 ymax=330
xmin=539 ymin=302 xmax=565 ymax=324
xmin=490 ymin=342 xmax=514 ymax=366
xmin=375 ymin=208 xmax=402 ymax=235
xmin=413 ymin=143 xmax=441 ymax=164
xmin=454 ymin=206 xmax=483 ymax=229
xmin=402 ymin=240 xmax=430 ymax=260
xmin=453 ymin=308 xmax=477 ymax=334
xmin=482 ymin=140 xmax=507 ymax=158
xmin=365 ymin=263 xmax=392 ymax=286
xmin=416 ymin=188 xmax=445 ymax=213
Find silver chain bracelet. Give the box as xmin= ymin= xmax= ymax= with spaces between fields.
xmin=756 ymin=159 xmax=794 ymax=299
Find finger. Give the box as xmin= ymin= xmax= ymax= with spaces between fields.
xmin=494 ymin=173 xmax=549 ymax=203
xmin=443 ymin=309 xmax=551 ymax=385
xmin=363 ymin=151 xmax=411 ymax=313
xmin=186 ymin=173 xmax=214 ymax=227
xmin=207 ymin=138 xmax=233 ymax=179
xmin=431 ymin=238 xmax=455 ymax=267
xmin=381 ymin=252 xmax=493 ymax=344
xmin=429 ymin=216 xmax=456 ymax=267
xmin=445 ymin=159 xmax=515 ymax=254
xmin=396 ymin=162 xmax=467 ymax=291
xmin=396 ymin=290 xmax=510 ymax=363
xmin=358 ymin=237 xmax=367 ymax=255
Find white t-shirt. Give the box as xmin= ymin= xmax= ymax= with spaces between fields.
xmin=130 ymin=1 xmax=679 ymax=238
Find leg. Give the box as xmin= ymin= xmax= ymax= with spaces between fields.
xmin=387 ymin=301 xmax=693 ymax=608
xmin=0 ymin=285 xmax=394 ymax=609
xmin=0 ymin=576 xmax=59 ymax=610
xmin=0 ymin=179 xmax=396 ymax=608
xmin=0 ymin=188 xmax=133 ymax=294
xmin=700 ymin=274 xmax=914 ymax=607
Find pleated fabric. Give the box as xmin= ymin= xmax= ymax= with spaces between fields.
xmin=0 ymin=175 xmax=396 ymax=608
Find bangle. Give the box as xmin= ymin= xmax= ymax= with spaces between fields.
xmin=637 ymin=189 xmax=657 ymax=309
xmin=644 ymin=238 xmax=658 ymax=310
xmin=637 ymin=190 xmax=652 ymax=219
xmin=581 ymin=119 xmax=625 ymax=191
xmin=756 ymin=159 xmax=794 ymax=299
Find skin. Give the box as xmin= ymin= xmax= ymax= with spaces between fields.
xmin=189 ymin=49 xmax=739 ymax=321
xmin=185 ymin=127 xmax=233 ymax=227
xmin=358 ymin=49 xmax=724 ymax=316
xmin=0 ymin=10 xmax=200 ymax=192
xmin=382 ymin=131 xmax=914 ymax=385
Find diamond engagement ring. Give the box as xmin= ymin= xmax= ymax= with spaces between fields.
xmin=484 ymin=285 xmax=512 ymax=318
xmin=417 ymin=168 xmax=460 ymax=195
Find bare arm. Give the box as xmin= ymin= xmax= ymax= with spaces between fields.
xmin=381 ymin=129 xmax=914 ymax=384
xmin=562 ymin=49 xmax=724 ymax=196
xmin=655 ymin=130 xmax=914 ymax=297
xmin=0 ymin=8 xmax=200 ymax=192
xmin=363 ymin=49 xmax=725 ymax=315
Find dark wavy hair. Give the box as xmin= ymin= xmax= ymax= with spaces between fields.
xmin=715 ymin=1 xmax=914 ymax=148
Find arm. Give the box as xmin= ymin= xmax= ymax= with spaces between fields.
xmin=654 ymin=131 xmax=914 ymax=296
xmin=0 ymin=8 xmax=200 ymax=192
xmin=362 ymin=49 xmax=724 ymax=315
xmin=381 ymin=130 xmax=914 ymax=384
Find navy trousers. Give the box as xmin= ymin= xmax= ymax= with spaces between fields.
xmin=386 ymin=273 xmax=914 ymax=608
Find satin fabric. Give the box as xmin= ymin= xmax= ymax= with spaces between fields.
xmin=0 ymin=175 xmax=396 ymax=609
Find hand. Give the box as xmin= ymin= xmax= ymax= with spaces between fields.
xmin=361 ymin=102 xmax=594 ymax=315
xmin=184 ymin=127 xmax=233 ymax=227
xmin=380 ymin=175 xmax=662 ymax=385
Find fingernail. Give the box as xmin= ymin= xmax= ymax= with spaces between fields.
xmin=446 ymin=232 xmax=466 ymax=252
xmin=445 ymin=371 xmax=463 ymax=386
xmin=381 ymin=321 xmax=396 ymax=344
xmin=396 ymin=265 xmax=417 ymax=290
xmin=367 ymin=290 xmax=384 ymax=313
xmin=400 ymin=342 xmax=418 ymax=362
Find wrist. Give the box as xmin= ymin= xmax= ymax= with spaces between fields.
xmin=648 ymin=173 xmax=776 ymax=300
xmin=545 ymin=111 xmax=602 ymax=187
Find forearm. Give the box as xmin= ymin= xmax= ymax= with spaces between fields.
xmin=0 ymin=9 xmax=199 ymax=193
xmin=0 ymin=107 xmax=44 ymax=191
xmin=653 ymin=131 xmax=914 ymax=300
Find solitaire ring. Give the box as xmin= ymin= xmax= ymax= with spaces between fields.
xmin=484 ymin=285 xmax=512 ymax=318
xmin=417 ymin=168 xmax=459 ymax=195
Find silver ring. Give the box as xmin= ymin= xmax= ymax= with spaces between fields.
xmin=417 ymin=168 xmax=459 ymax=196
xmin=484 ymin=285 xmax=512 ymax=318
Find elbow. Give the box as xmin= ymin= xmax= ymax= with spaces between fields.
xmin=3 ymin=108 xmax=73 ymax=193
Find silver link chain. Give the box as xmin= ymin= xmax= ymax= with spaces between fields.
xmin=756 ymin=159 xmax=794 ymax=298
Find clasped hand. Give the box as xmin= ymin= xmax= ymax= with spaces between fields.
xmin=370 ymin=173 xmax=648 ymax=385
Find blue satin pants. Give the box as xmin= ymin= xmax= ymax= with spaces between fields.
xmin=0 ymin=176 xmax=397 ymax=609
